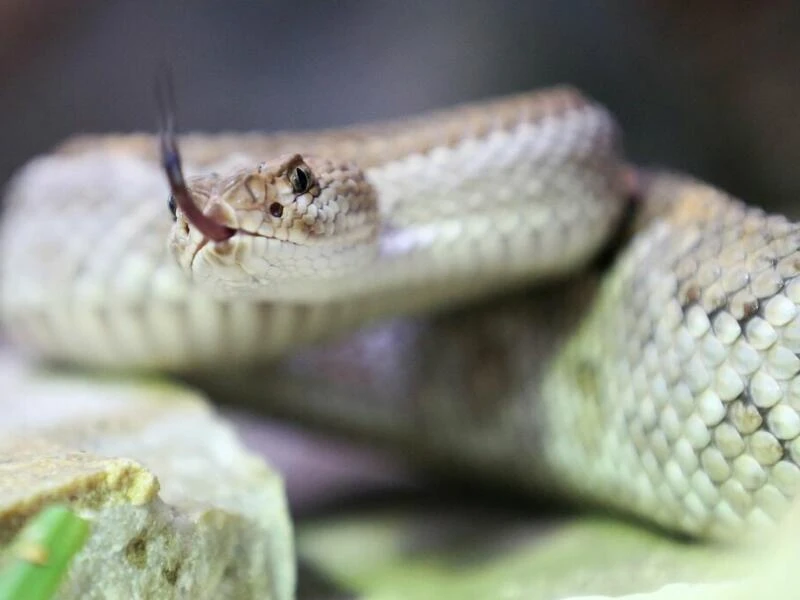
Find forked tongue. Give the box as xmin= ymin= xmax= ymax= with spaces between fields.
xmin=156 ymin=68 xmax=235 ymax=242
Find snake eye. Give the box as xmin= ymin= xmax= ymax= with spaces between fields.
xmin=168 ymin=194 xmax=177 ymax=220
xmin=290 ymin=165 xmax=311 ymax=194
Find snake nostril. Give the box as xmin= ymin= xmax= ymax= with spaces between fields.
xmin=269 ymin=202 xmax=284 ymax=218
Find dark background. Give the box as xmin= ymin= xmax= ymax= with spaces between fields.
xmin=3 ymin=1 xmax=800 ymax=215
xmin=3 ymin=0 xmax=800 ymax=514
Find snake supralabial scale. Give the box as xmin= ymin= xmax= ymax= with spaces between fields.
xmin=3 ymin=86 xmax=800 ymax=542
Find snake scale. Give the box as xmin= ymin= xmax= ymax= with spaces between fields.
xmin=2 ymin=86 xmax=800 ymax=543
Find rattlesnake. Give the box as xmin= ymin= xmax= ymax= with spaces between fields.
xmin=3 ymin=86 xmax=800 ymax=543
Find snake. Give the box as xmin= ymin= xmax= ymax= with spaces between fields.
xmin=2 ymin=85 xmax=800 ymax=546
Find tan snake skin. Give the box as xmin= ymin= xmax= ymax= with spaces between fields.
xmin=3 ymin=87 xmax=800 ymax=541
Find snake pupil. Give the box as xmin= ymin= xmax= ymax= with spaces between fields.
xmin=290 ymin=166 xmax=310 ymax=194
xmin=168 ymin=194 xmax=177 ymax=220
xmin=269 ymin=202 xmax=284 ymax=218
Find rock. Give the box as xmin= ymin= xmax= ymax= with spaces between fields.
xmin=0 ymin=347 xmax=294 ymax=600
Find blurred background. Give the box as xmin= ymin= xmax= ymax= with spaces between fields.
xmin=3 ymin=1 xmax=800 ymax=215
xmin=3 ymin=2 xmax=800 ymax=591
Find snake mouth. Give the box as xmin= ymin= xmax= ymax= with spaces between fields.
xmin=164 ymin=152 xmax=236 ymax=243
xmin=185 ymin=225 xmax=301 ymax=274
xmin=174 ymin=186 xmax=236 ymax=243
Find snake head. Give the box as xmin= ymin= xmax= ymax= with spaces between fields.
xmin=167 ymin=153 xmax=380 ymax=298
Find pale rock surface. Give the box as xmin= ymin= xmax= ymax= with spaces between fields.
xmin=0 ymin=347 xmax=294 ymax=600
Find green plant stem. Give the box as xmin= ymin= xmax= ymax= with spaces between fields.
xmin=0 ymin=505 xmax=90 ymax=600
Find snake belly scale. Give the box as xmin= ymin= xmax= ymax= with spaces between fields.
xmin=3 ymin=86 xmax=800 ymax=540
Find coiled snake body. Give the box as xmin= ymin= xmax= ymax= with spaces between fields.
xmin=3 ymin=87 xmax=800 ymax=542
